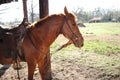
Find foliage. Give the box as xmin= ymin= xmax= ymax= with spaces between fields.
xmin=73 ymin=7 xmax=120 ymax=22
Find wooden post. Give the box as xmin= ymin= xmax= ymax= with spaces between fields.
xmin=39 ymin=0 xmax=49 ymax=18
xmin=22 ymin=0 xmax=28 ymax=22
xmin=39 ymin=0 xmax=52 ymax=80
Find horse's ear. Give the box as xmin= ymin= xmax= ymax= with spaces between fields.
xmin=64 ymin=6 xmax=69 ymax=16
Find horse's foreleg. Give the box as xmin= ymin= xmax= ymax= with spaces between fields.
xmin=43 ymin=52 xmax=52 ymax=80
xmin=27 ymin=62 xmax=36 ymax=80
xmin=38 ymin=52 xmax=52 ymax=80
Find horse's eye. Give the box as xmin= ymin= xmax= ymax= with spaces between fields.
xmin=0 ymin=38 xmax=3 ymax=43
xmin=72 ymin=23 xmax=76 ymax=26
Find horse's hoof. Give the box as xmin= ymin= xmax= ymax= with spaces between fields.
xmin=12 ymin=63 xmax=22 ymax=70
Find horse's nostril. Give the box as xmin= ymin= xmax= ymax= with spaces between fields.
xmin=81 ymin=43 xmax=84 ymax=47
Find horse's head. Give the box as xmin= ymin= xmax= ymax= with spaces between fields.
xmin=61 ymin=7 xmax=84 ymax=48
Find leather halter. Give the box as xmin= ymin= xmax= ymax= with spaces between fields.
xmin=61 ymin=16 xmax=80 ymax=47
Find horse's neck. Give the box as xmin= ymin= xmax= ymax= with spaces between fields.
xmin=44 ymin=18 xmax=63 ymax=46
xmin=31 ymin=16 xmax=63 ymax=48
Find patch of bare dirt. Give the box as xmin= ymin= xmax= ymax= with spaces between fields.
xmin=85 ymin=34 xmax=120 ymax=41
xmin=0 ymin=63 xmax=40 ymax=80
xmin=84 ymin=34 xmax=120 ymax=46
xmin=0 ymin=52 xmax=120 ymax=80
xmin=51 ymin=52 xmax=120 ymax=80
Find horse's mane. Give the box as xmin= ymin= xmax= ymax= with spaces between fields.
xmin=30 ymin=14 xmax=64 ymax=28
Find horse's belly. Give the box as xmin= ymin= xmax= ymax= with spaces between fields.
xmin=0 ymin=56 xmax=13 ymax=64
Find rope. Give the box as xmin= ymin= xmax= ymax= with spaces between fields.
xmin=51 ymin=40 xmax=72 ymax=56
xmin=15 ymin=60 xmax=21 ymax=80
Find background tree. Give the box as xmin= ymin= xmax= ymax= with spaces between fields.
xmin=73 ymin=7 xmax=120 ymax=22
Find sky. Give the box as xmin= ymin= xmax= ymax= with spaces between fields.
xmin=0 ymin=0 xmax=120 ymax=23
xmin=49 ymin=0 xmax=120 ymax=14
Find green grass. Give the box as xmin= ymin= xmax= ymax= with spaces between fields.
xmin=79 ymin=22 xmax=120 ymax=55
xmin=80 ymin=23 xmax=120 ymax=35
xmin=84 ymin=40 xmax=120 ymax=55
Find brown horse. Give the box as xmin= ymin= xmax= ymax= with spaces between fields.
xmin=0 ymin=7 xmax=84 ymax=80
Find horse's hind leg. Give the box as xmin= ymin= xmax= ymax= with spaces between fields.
xmin=38 ymin=53 xmax=52 ymax=80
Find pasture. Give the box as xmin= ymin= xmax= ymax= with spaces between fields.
xmin=0 ymin=23 xmax=120 ymax=80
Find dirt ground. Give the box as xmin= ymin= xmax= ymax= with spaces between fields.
xmin=0 ymin=34 xmax=120 ymax=80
